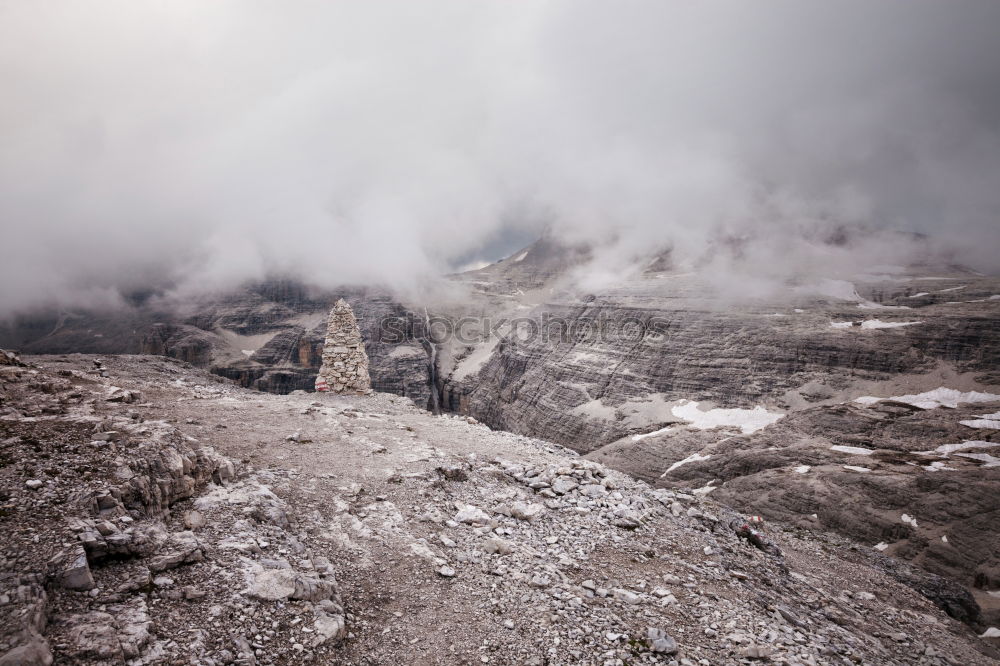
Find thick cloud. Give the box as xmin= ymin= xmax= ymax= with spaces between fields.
xmin=1 ymin=1 xmax=998 ymax=314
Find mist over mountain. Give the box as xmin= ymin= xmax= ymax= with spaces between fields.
xmin=4 ymin=5 xmax=1000 ymax=662
xmin=2 ymin=1 xmax=999 ymax=316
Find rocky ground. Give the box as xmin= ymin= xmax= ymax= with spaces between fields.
xmin=587 ymin=385 xmax=1000 ymax=627
xmin=2 ymin=352 xmax=999 ymax=664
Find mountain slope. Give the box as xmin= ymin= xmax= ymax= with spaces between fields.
xmin=1 ymin=353 xmax=997 ymax=664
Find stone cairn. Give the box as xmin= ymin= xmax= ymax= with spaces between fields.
xmin=315 ymin=298 xmax=372 ymax=394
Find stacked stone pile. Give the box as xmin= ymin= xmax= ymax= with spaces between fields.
xmin=315 ymin=299 xmax=372 ymax=395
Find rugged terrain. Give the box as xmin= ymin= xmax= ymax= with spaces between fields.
xmin=3 ymin=238 xmax=1000 ymax=660
xmin=428 ymin=241 xmax=1000 ymax=631
xmin=440 ymin=243 xmax=1000 ymax=450
xmin=3 ymin=352 xmax=999 ymax=664
xmin=0 ymin=283 xmax=432 ymax=404
xmin=587 ymin=386 xmax=1000 ymax=627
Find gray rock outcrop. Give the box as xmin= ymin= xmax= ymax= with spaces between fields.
xmin=0 ymin=356 xmax=347 ymax=664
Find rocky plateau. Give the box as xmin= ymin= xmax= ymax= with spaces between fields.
xmin=1 ymin=351 xmax=999 ymax=665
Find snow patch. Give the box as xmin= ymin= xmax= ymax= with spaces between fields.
xmin=955 ymin=452 xmax=1000 ymax=468
xmin=874 ymin=542 xmax=888 ymax=551
xmin=980 ymin=627 xmax=1000 ymax=639
xmin=671 ymin=401 xmax=784 ymax=434
xmin=511 ymin=250 xmax=528 ymax=263
xmin=938 ymin=285 xmax=967 ymax=293
xmin=631 ymin=425 xmax=674 ymax=442
xmin=860 ymin=319 xmax=921 ymax=329
xmin=923 ymin=461 xmax=955 ymax=472
xmin=830 ymin=445 xmax=875 ymax=456
xmin=241 ymin=349 xmax=255 ymax=357
xmin=387 ymin=345 xmax=427 ymax=360
xmin=857 ymin=302 xmax=911 ymax=310
xmin=452 ymin=337 xmax=501 ymax=381
xmin=854 ymin=387 xmax=1000 ymax=409
xmin=692 ymin=480 xmax=717 ymax=496
xmin=907 ymin=292 xmax=929 ymax=298
xmin=794 ymin=465 xmax=810 ymax=474
xmin=901 ymin=514 xmax=918 ymax=528
xmin=843 ymin=465 xmax=871 ymax=473
xmin=959 ymin=418 xmax=1000 ymax=430
xmin=661 ymin=453 xmax=711 ymax=475
xmin=917 ymin=440 xmax=1000 ymax=456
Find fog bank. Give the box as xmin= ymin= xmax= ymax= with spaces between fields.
xmin=1 ymin=1 xmax=998 ymax=314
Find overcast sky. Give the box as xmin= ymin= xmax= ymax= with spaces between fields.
xmin=1 ymin=1 xmax=999 ymax=313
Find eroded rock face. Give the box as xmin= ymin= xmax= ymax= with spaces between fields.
xmin=315 ymin=299 xmax=372 ymax=395
xmin=432 ymin=240 xmax=1000 ymax=453
xmin=0 ymin=281 xmax=434 ymax=405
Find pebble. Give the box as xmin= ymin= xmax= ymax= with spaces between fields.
xmin=647 ymin=628 xmax=678 ymax=654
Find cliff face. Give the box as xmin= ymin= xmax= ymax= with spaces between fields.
xmin=437 ymin=259 xmax=1000 ymax=452
xmin=444 ymin=302 xmax=998 ymax=450
xmin=428 ymin=242 xmax=1000 ymax=628
xmin=0 ymin=281 xmax=435 ymax=407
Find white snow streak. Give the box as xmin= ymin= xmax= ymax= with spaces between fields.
xmin=830 ymin=445 xmax=875 ymax=455
xmin=917 ymin=440 xmax=1000 ymax=456
xmin=662 ymin=453 xmax=711 ymax=475
xmin=955 ymin=452 xmax=1000 ymax=467
xmin=855 ymin=387 xmax=1000 ymax=409
xmin=960 ymin=419 xmax=1000 ymax=430
xmin=631 ymin=425 xmax=674 ymax=442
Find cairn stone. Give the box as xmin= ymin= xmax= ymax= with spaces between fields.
xmin=315 ymin=299 xmax=372 ymax=395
